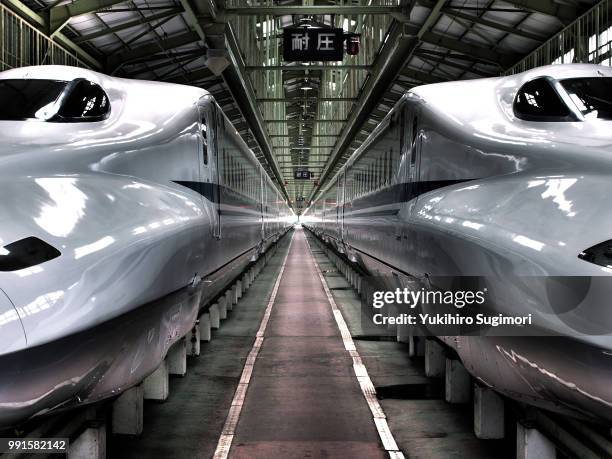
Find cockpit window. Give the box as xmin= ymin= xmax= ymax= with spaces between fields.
xmin=0 ymin=79 xmax=67 ymax=121
xmin=514 ymin=77 xmax=576 ymax=121
xmin=560 ymin=77 xmax=612 ymax=120
xmin=0 ymin=78 xmax=110 ymax=122
xmin=56 ymin=79 xmax=110 ymax=121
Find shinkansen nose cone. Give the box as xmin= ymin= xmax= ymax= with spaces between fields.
xmin=0 ymin=288 xmax=26 ymax=355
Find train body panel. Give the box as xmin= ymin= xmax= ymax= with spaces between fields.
xmin=0 ymin=65 xmax=293 ymax=427
xmin=303 ymin=63 xmax=612 ymax=421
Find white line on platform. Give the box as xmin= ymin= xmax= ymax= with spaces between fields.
xmin=212 ymin=235 xmax=293 ymax=459
xmin=305 ymin=235 xmax=406 ymax=459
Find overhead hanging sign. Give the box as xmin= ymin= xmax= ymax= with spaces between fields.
xmin=283 ymin=28 xmax=344 ymax=62
xmin=294 ymin=170 xmax=312 ymax=180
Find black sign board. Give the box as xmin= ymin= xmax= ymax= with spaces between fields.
xmin=283 ymin=28 xmax=344 ymax=62
xmin=294 ymin=170 xmax=311 ymax=180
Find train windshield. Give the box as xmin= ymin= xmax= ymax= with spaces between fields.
xmin=560 ymin=77 xmax=612 ymax=120
xmin=0 ymin=79 xmax=67 ymax=121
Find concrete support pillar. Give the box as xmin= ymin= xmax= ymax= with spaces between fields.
xmin=209 ymin=303 xmax=220 ymax=329
xmin=167 ymin=338 xmax=187 ymax=376
xmin=425 ymin=339 xmax=445 ymax=377
xmin=409 ymin=335 xmax=425 ymax=357
xmin=517 ymin=423 xmax=556 ymax=459
xmin=200 ymin=313 xmax=211 ymax=342
xmin=445 ymin=358 xmax=471 ymax=403
xmin=112 ymin=385 xmax=143 ymax=435
xmin=224 ymin=290 xmax=233 ymax=312
xmin=396 ymin=324 xmax=411 ymax=343
xmin=474 ymin=385 xmax=505 ymax=439
xmin=231 ymin=284 xmax=239 ymax=305
xmin=236 ymin=279 xmax=243 ymax=299
xmin=68 ymin=422 xmax=106 ymax=459
xmin=189 ymin=322 xmax=200 ymax=356
xmin=218 ymin=296 xmax=228 ymax=320
xmin=143 ymin=361 xmax=169 ymax=401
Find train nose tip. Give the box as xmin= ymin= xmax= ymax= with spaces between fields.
xmin=0 ymin=288 xmax=26 ymax=355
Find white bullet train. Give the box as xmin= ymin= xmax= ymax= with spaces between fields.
xmin=303 ymin=64 xmax=612 ymax=422
xmin=0 ymin=65 xmax=293 ymax=427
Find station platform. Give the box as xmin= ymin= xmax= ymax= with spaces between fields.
xmin=109 ymin=228 xmax=506 ymax=459
xmin=225 ymin=229 xmax=385 ymax=458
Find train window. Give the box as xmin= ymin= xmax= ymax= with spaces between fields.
xmin=513 ymin=77 xmax=575 ymax=121
xmin=411 ymin=117 xmax=418 ymax=165
xmin=0 ymin=79 xmax=67 ymax=120
xmin=560 ymin=77 xmax=612 ymax=120
xmin=56 ymin=79 xmax=110 ymax=121
xmin=201 ymin=124 xmax=208 ymax=165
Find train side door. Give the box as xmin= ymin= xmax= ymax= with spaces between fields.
xmin=407 ymin=107 xmax=422 ymax=213
xmin=340 ymin=168 xmax=347 ymax=242
xmin=198 ymin=97 xmax=221 ymax=239
xmin=259 ymin=168 xmax=265 ymax=241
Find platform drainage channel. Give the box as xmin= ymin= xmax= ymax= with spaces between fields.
xmin=376 ymin=383 xmax=444 ymax=400
xmin=329 ymin=286 xmax=354 ymax=290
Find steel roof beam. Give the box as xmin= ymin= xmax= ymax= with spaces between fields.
xmin=72 ymin=7 xmax=183 ymax=43
xmin=247 ymin=65 xmax=371 ymax=71
xmin=107 ymin=30 xmax=202 ymax=71
xmin=414 ymin=50 xmax=495 ymax=77
xmin=266 ymin=119 xmax=347 ymax=123
xmin=218 ymin=6 xmax=404 ymax=16
xmin=164 ymin=67 xmax=214 ymax=84
xmin=502 ymin=0 xmax=578 ymax=23
xmin=270 ymin=134 xmax=340 ymax=137
xmin=259 ymin=98 xmax=356 ymax=102
xmin=122 ymin=50 xmax=203 ymax=77
xmin=441 ymin=8 xmax=547 ymax=42
xmin=48 ymin=0 xmax=128 ymax=36
xmin=420 ymin=30 xmax=518 ymax=67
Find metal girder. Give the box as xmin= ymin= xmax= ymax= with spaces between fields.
xmin=165 ymin=67 xmax=214 ymax=84
xmin=414 ymin=51 xmax=495 ymax=77
xmin=401 ymin=67 xmax=445 ymax=84
xmin=441 ymin=8 xmax=547 ymax=42
xmin=178 ymin=0 xmax=206 ymax=42
xmin=420 ymin=30 xmax=518 ymax=67
xmin=219 ymin=6 xmax=404 ymax=16
xmin=413 ymin=48 xmax=495 ymax=65
xmin=107 ymin=31 xmax=202 ymax=71
xmin=270 ymin=134 xmax=340 ymax=137
xmin=310 ymin=22 xmax=418 ymax=201
xmin=73 ymin=8 xmax=183 ymax=44
xmin=266 ymin=119 xmax=347 ymax=123
xmin=246 ymin=65 xmax=372 ymax=71
xmin=417 ymin=0 xmax=445 ymax=39
xmin=123 ymin=51 xmax=204 ymax=77
xmin=259 ymin=98 xmax=356 ymax=102
xmin=4 ymin=0 xmax=102 ymax=68
xmin=48 ymin=0 xmax=128 ymax=36
xmin=502 ymin=0 xmax=578 ymax=23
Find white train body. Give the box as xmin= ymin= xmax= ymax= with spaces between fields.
xmin=304 ymin=64 xmax=612 ymax=421
xmin=0 ymin=65 xmax=292 ymax=427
